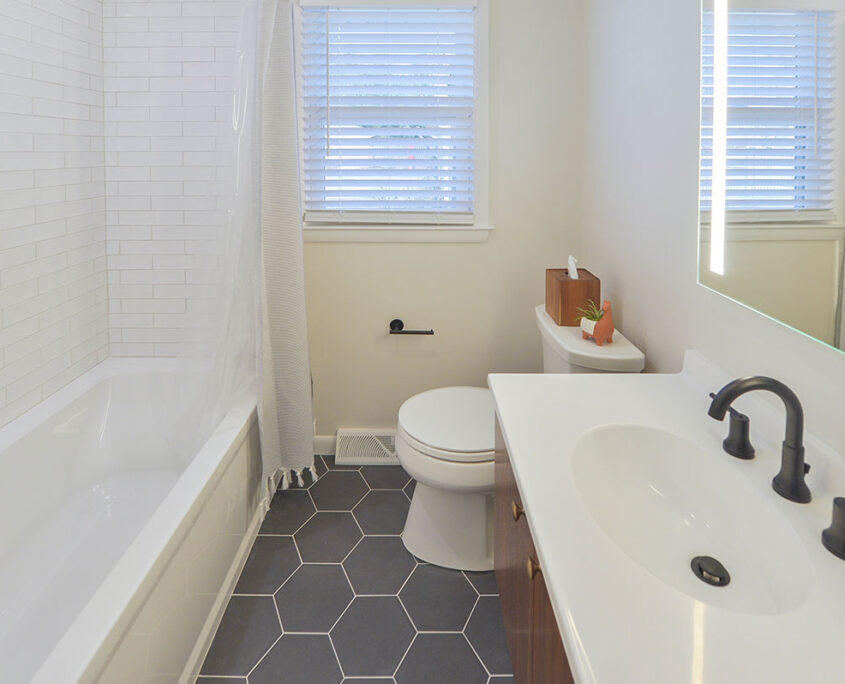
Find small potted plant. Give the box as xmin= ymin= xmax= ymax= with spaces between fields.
xmin=577 ymin=299 xmax=615 ymax=346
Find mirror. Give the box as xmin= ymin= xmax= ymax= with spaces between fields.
xmin=698 ymin=0 xmax=845 ymax=350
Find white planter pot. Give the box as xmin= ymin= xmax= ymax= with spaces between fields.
xmin=580 ymin=318 xmax=597 ymax=336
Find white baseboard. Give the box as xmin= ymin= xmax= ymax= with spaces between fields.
xmin=314 ymin=434 xmax=336 ymax=455
xmin=180 ymin=504 xmax=264 ymax=684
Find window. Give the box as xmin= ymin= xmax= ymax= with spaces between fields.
xmin=700 ymin=10 xmax=836 ymax=219
xmin=295 ymin=1 xmax=487 ymax=230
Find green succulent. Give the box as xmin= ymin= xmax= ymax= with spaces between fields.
xmin=576 ymin=299 xmax=604 ymax=322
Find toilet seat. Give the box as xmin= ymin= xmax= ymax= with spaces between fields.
xmin=398 ymin=425 xmax=494 ymax=464
xmin=395 ymin=386 xmax=497 ymax=571
xmin=397 ymin=387 xmax=495 ymax=463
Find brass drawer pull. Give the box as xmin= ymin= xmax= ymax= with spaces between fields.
xmin=511 ymin=500 xmax=524 ymax=521
xmin=527 ymin=556 xmax=541 ymax=580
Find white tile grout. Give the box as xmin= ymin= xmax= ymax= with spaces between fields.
xmin=244 ymin=631 xmax=282 ymax=679
xmin=392 ymin=630 xmax=418 ymax=678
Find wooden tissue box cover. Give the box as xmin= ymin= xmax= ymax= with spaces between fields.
xmin=545 ymin=268 xmax=601 ymax=326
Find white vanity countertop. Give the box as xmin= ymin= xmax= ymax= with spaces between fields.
xmin=488 ymin=352 xmax=845 ymax=684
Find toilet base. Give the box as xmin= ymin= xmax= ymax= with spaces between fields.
xmin=401 ymin=481 xmax=493 ymax=571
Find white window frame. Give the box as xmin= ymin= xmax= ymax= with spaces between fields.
xmin=294 ymin=0 xmax=491 ymax=243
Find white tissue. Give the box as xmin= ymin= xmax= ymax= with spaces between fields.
xmin=567 ymin=255 xmax=579 ymax=279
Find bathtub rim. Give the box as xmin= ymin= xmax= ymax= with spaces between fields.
xmin=23 ymin=358 xmax=259 ymax=684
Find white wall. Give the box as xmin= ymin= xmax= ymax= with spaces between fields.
xmin=305 ymin=0 xmax=588 ymax=436
xmin=582 ymin=0 xmax=845 ymax=451
xmin=102 ymin=0 xmax=239 ymax=356
xmin=0 ymin=0 xmax=108 ymax=427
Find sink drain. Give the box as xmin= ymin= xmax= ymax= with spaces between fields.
xmin=691 ymin=556 xmax=730 ymax=587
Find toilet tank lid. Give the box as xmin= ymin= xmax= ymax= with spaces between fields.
xmin=398 ymin=387 xmax=495 ymax=453
xmin=535 ymin=305 xmax=645 ymax=372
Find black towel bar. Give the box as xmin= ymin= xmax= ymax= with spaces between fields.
xmin=389 ymin=319 xmax=434 ymax=335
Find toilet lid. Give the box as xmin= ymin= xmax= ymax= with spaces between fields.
xmin=398 ymin=387 xmax=495 ymax=454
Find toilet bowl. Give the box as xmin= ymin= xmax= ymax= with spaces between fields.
xmin=396 ymin=387 xmax=495 ymax=571
xmin=397 ymin=306 xmax=646 ymax=572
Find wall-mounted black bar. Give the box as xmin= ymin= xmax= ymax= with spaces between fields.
xmin=389 ymin=319 xmax=434 ymax=335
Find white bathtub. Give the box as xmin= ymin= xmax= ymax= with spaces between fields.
xmin=0 ymin=359 xmax=262 ymax=684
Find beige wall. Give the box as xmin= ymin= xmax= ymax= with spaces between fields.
xmin=581 ymin=0 xmax=845 ymax=451
xmin=304 ymin=0 xmax=588 ymax=436
xmin=699 ymin=238 xmax=841 ymax=346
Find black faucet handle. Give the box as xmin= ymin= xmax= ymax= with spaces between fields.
xmin=709 ymin=393 xmax=755 ymax=459
xmin=822 ymin=498 xmax=845 ymax=560
xmin=709 ymin=393 xmax=747 ymax=420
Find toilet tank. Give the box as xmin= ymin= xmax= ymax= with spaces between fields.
xmin=534 ymin=305 xmax=645 ymax=374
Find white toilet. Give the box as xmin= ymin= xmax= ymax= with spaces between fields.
xmin=396 ymin=304 xmax=646 ymax=571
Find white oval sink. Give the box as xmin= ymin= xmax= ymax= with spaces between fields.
xmin=571 ymin=424 xmax=812 ymax=615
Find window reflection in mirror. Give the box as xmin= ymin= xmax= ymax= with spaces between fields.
xmin=698 ymin=0 xmax=845 ymax=350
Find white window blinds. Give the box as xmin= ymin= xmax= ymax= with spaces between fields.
xmin=297 ymin=5 xmax=476 ymax=225
xmin=700 ymin=10 xmax=836 ymax=216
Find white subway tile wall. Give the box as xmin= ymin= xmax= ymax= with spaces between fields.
xmin=0 ymin=0 xmax=241 ymax=427
xmin=103 ymin=1 xmax=239 ymax=357
xmin=0 ymin=0 xmax=109 ymax=426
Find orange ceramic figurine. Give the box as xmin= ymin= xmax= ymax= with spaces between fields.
xmin=580 ymin=300 xmax=615 ymax=346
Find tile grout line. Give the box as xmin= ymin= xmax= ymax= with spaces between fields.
xmin=272 ymin=591 xmax=285 ymax=635
xmin=243 ymin=631 xmax=283 ymax=680
xmin=326 ymin=630 xmax=346 ymax=679
xmin=462 ymin=594 xmax=481 ymax=633
xmin=339 ymin=533 xmax=365 ymax=564
xmin=326 ymin=590 xmax=356 ymax=635
xmin=462 ymin=629 xmax=493 ymax=678
xmin=392 ymin=630 xmax=418 ymax=679
xmin=396 ymin=591 xmax=419 ymax=633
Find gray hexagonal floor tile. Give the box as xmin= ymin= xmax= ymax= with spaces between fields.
xmin=343 ymin=536 xmax=416 ymax=595
xmin=295 ymin=512 xmax=363 ymax=562
xmin=353 ymin=490 xmax=410 ymax=534
xmin=260 ymin=489 xmax=315 ymax=534
xmin=234 ymin=536 xmax=300 ymax=594
xmin=361 ymin=465 xmax=410 ymax=489
xmin=250 ymin=634 xmax=342 ymax=684
xmin=310 ymin=470 xmax=369 ymax=510
xmin=275 ymin=564 xmax=353 ymax=632
xmin=399 ymin=565 xmax=477 ymax=631
xmin=465 ymin=596 xmax=512 ymax=675
xmin=395 ymin=634 xmax=487 ymax=684
xmin=464 ymin=570 xmax=499 ymax=595
xmin=200 ymin=596 xmax=280 ymax=676
xmin=331 ymin=597 xmax=414 ymax=677
xmin=322 ymin=454 xmax=361 ymax=470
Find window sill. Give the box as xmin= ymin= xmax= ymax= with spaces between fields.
xmin=699 ymin=224 xmax=845 ymax=242
xmin=302 ymin=224 xmax=494 ymax=243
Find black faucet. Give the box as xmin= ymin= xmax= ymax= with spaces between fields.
xmin=708 ymin=376 xmax=811 ymax=503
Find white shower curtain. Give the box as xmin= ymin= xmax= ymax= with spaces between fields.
xmin=156 ymin=0 xmax=313 ymax=504
xmin=257 ymin=0 xmax=316 ymax=492
xmin=220 ymin=0 xmax=315 ymax=501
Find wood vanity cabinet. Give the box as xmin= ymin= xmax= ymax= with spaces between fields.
xmin=495 ymin=421 xmax=574 ymax=684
